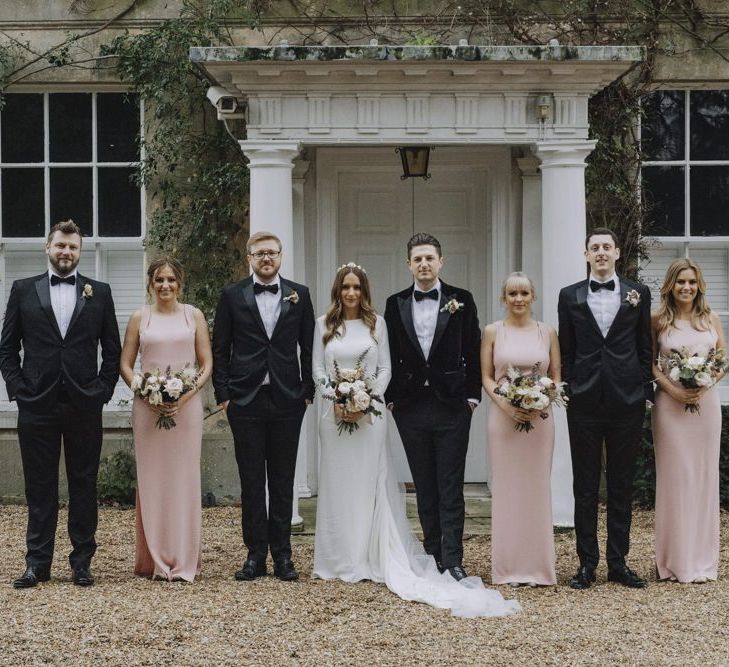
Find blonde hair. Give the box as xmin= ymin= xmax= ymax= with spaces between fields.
xmin=655 ymin=258 xmax=712 ymax=333
xmin=500 ymin=272 xmax=537 ymax=303
xmin=323 ymin=265 xmax=378 ymax=345
xmin=246 ymin=231 xmax=282 ymax=254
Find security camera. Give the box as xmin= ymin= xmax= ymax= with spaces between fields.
xmin=206 ymin=86 xmax=238 ymax=113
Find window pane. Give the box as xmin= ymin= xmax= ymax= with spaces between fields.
xmin=642 ymin=91 xmax=685 ymax=161
xmin=50 ymin=168 xmax=92 ymax=236
xmin=1 ymin=93 xmax=44 ymax=163
xmin=690 ymin=166 xmax=729 ymax=236
xmin=49 ymin=93 xmax=91 ymax=163
xmin=642 ymin=166 xmax=685 ymax=236
xmin=690 ymin=90 xmax=729 ymax=160
xmin=1 ymin=169 xmax=44 ymax=237
xmin=97 ymin=94 xmax=140 ymax=162
xmin=98 ymin=168 xmax=141 ymax=236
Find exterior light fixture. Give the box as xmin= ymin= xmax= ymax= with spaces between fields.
xmin=396 ymin=146 xmax=432 ymax=180
xmin=537 ymin=95 xmax=552 ymax=122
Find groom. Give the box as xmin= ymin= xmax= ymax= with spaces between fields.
xmin=385 ymin=233 xmax=481 ymax=581
xmin=558 ymin=227 xmax=652 ymax=590
xmin=0 ymin=219 xmax=120 ymax=588
xmin=213 ymin=231 xmax=314 ymax=582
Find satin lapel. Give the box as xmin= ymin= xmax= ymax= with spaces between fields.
xmin=66 ymin=274 xmax=87 ymax=335
xmin=271 ymin=281 xmax=292 ymax=339
xmin=606 ymin=280 xmax=631 ymax=340
xmin=34 ymin=275 xmax=62 ymax=339
xmin=242 ymin=280 xmax=267 ymax=337
xmin=398 ymin=291 xmax=425 ymax=362
xmin=576 ymin=282 xmax=604 ymax=338
xmin=428 ymin=289 xmax=452 ymax=361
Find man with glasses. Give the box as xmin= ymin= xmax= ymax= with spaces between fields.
xmin=213 ymin=231 xmax=314 ymax=582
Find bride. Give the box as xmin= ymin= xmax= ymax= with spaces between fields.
xmin=312 ymin=262 xmax=520 ymax=618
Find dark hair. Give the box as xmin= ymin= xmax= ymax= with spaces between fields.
xmin=47 ymin=219 xmax=82 ymax=245
xmin=407 ymin=232 xmax=442 ymax=259
xmin=585 ymin=227 xmax=619 ymax=249
xmin=146 ymin=256 xmax=185 ymax=296
xmin=323 ymin=264 xmax=378 ymax=345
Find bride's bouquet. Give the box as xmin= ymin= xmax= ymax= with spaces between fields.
xmin=657 ymin=346 xmax=727 ymax=413
xmin=130 ymin=364 xmax=200 ymax=429
xmin=319 ymin=349 xmax=383 ymax=435
xmin=494 ymin=363 xmax=568 ymax=433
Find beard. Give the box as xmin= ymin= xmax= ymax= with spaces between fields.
xmin=48 ymin=254 xmax=79 ymax=277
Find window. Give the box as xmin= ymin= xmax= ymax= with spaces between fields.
xmin=0 ymin=92 xmax=146 ymax=409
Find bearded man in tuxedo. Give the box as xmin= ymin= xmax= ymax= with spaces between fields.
xmin=0 ymin=219 xmax=120 ymax=588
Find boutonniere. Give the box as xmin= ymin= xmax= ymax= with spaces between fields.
xmin=625 ymin=289 xmax=640 ymax=308
xmin=83 ymin=284 xmax=93 ymax=300
xmin=283 ymin=290 xmax=299 ymax=305
xmin=440 ymin=297 xmax=464 ymax=314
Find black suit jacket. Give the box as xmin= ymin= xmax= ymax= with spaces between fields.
xmin=384 ymin=282 xmax=481 ymax=408
xmin=558 ymin=276 xmax=653 ymax=412
xmin=0 ymin=272 xmax=121 ymax=412
xmin=212 ymin=276 xmax=315 ymax=408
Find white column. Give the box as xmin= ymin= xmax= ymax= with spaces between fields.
xmin=536 ymin=140 xmax=596 ymax=527
xmin=240 ymin=140 xmax=304 ymax=528
xmin=516 ymin=155 xmax=542 ymax=319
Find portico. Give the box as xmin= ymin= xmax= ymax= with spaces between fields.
xmin=190 ymin=44 xmax=643 ymax=526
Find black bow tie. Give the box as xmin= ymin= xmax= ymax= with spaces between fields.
xmin=50 ymin=274 xmax=76 ymax=286
xmin=254 ymin=282 xmax=278 ymax=295
xmin=414 ymin=289 xmax=439 ymax=302
xmin=590 ymin=279 xmax=615 ymax=293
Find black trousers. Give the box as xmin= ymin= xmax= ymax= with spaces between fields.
xmin=227 ymin=387 xmax=306 ymax=563
xmin=567 ymin=404 xmax=645 ymax=569
xmin=393 ymin=389 xmax=472 ymax=568
xmin=17 ymin=397 xmax=103 ymax=570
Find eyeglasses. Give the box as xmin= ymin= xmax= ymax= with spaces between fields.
xmin=249 ymin=250 xmax=281 ymax=260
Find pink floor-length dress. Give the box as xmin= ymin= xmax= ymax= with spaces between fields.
xmin=487 ymin=320 xmax=557 ymax=585
xmin=133 ymin=304 xmax=203 ymax=581
xmin=654 ymin=320 xmax=721 ymax=582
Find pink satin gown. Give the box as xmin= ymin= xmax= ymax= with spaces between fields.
xmin=133 ymin=304 xmax=203 ymax=581
xmin=487 ymin=320 xmax=557 ymax=585
xmin=653 ymin=320 xmax=721 ymax=582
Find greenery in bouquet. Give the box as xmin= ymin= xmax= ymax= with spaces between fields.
xmin=130 ymin=364 xmax=200 ymax=429
xmin=658 ymin=347 xmax=727 ymax=414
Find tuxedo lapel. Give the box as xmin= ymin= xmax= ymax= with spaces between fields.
xmin=606 ymin=280 xmax=631 ymax=340
xmin=428 ymin=288 xmax=452 ymax=361
xmin=34 ymin=275 xmax=62 ymax=339
xmin=242 ymin=279 xmax=267 ymax=337
xmin=576 ymin=282 xmax=603 ymax=338
xmin=398 ymin=290 xmax=426 ymax=362
xmin=66 ymin=274 xmax=88 ymax=336
xmin=271 ymin=280 xmax=293 ymax=339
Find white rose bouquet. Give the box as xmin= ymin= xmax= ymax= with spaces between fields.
xmin=657 ymin=346 xmax=727 ymax=414
xmin=131 ymin=364 xmax=200 ymax=429
xmin=319 ymin=348 xmax=383 ymax=435
xmin=494 ymin=362 xmax=568 ymax=433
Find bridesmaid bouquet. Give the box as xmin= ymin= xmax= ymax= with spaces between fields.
xmin=494 ymin=363 xmax=568 ymax=433
xmin=130 ymin=364 xmax=200 ymax=429
xmin=658 ymin=347 xmax=727 ymax=414
xmin=319 ymin=350 xmax=383 ymax=435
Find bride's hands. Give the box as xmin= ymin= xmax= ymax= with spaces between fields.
xmin=334 ymin=404 xmax=364 ymax=423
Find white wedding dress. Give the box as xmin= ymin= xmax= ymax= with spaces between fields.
xmin=312 ymin=315 xmax=520 ymax=618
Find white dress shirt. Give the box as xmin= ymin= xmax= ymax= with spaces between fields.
xmin=253 ymin=274 xmax=281 ymax=385
xmin=587 ymin=272 xmax=620 ymax=338
xmin=412 ymin=279 xmax=441 ymax=359
xmin=49 ymin=268 xmax=78 ymax=339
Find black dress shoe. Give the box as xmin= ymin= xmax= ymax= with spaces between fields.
xmin=234 ymin=559 xmax=267 ymax=581
xmin=608 ymin=564 xmax=647 ymax=589
xmin=435 ymin=560 xmax=445 ymax=574
xmin=273 ymin=559 xmax=299 ymax=581
xmin=446 ymin=566 xmax=467 ymax=582
xmin=13 ymin=565 xmax=51 ymax=589
xmin=72 ymin=566 xmax=95 ymax=587
xmin=569 ymin=565 xmax=596 ymax=590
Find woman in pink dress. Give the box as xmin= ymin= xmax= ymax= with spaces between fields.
xmin=481 ymin=272 xmax=561 ymax=587
xmin=120 ymin=257 xmax=212 ymax=581
xmin=651 ymin=258 xmax=725 ymax=583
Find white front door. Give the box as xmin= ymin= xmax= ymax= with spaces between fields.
xmin=331 ymin=149 xmax=490 ymax=482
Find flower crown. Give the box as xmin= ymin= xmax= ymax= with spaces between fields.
xmin=337 ymin=262 xmax=366 ymax=274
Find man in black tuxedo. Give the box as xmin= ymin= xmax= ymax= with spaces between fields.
xmin=558 ymin=227 xmax=652 ymax=590
xmin=385 ymin=233 xmax=481 ymax=581
xmin=0 ymin=220 xmax=120 ymax=588
xmin=213 ymin=231 xmax=314 ymax=582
